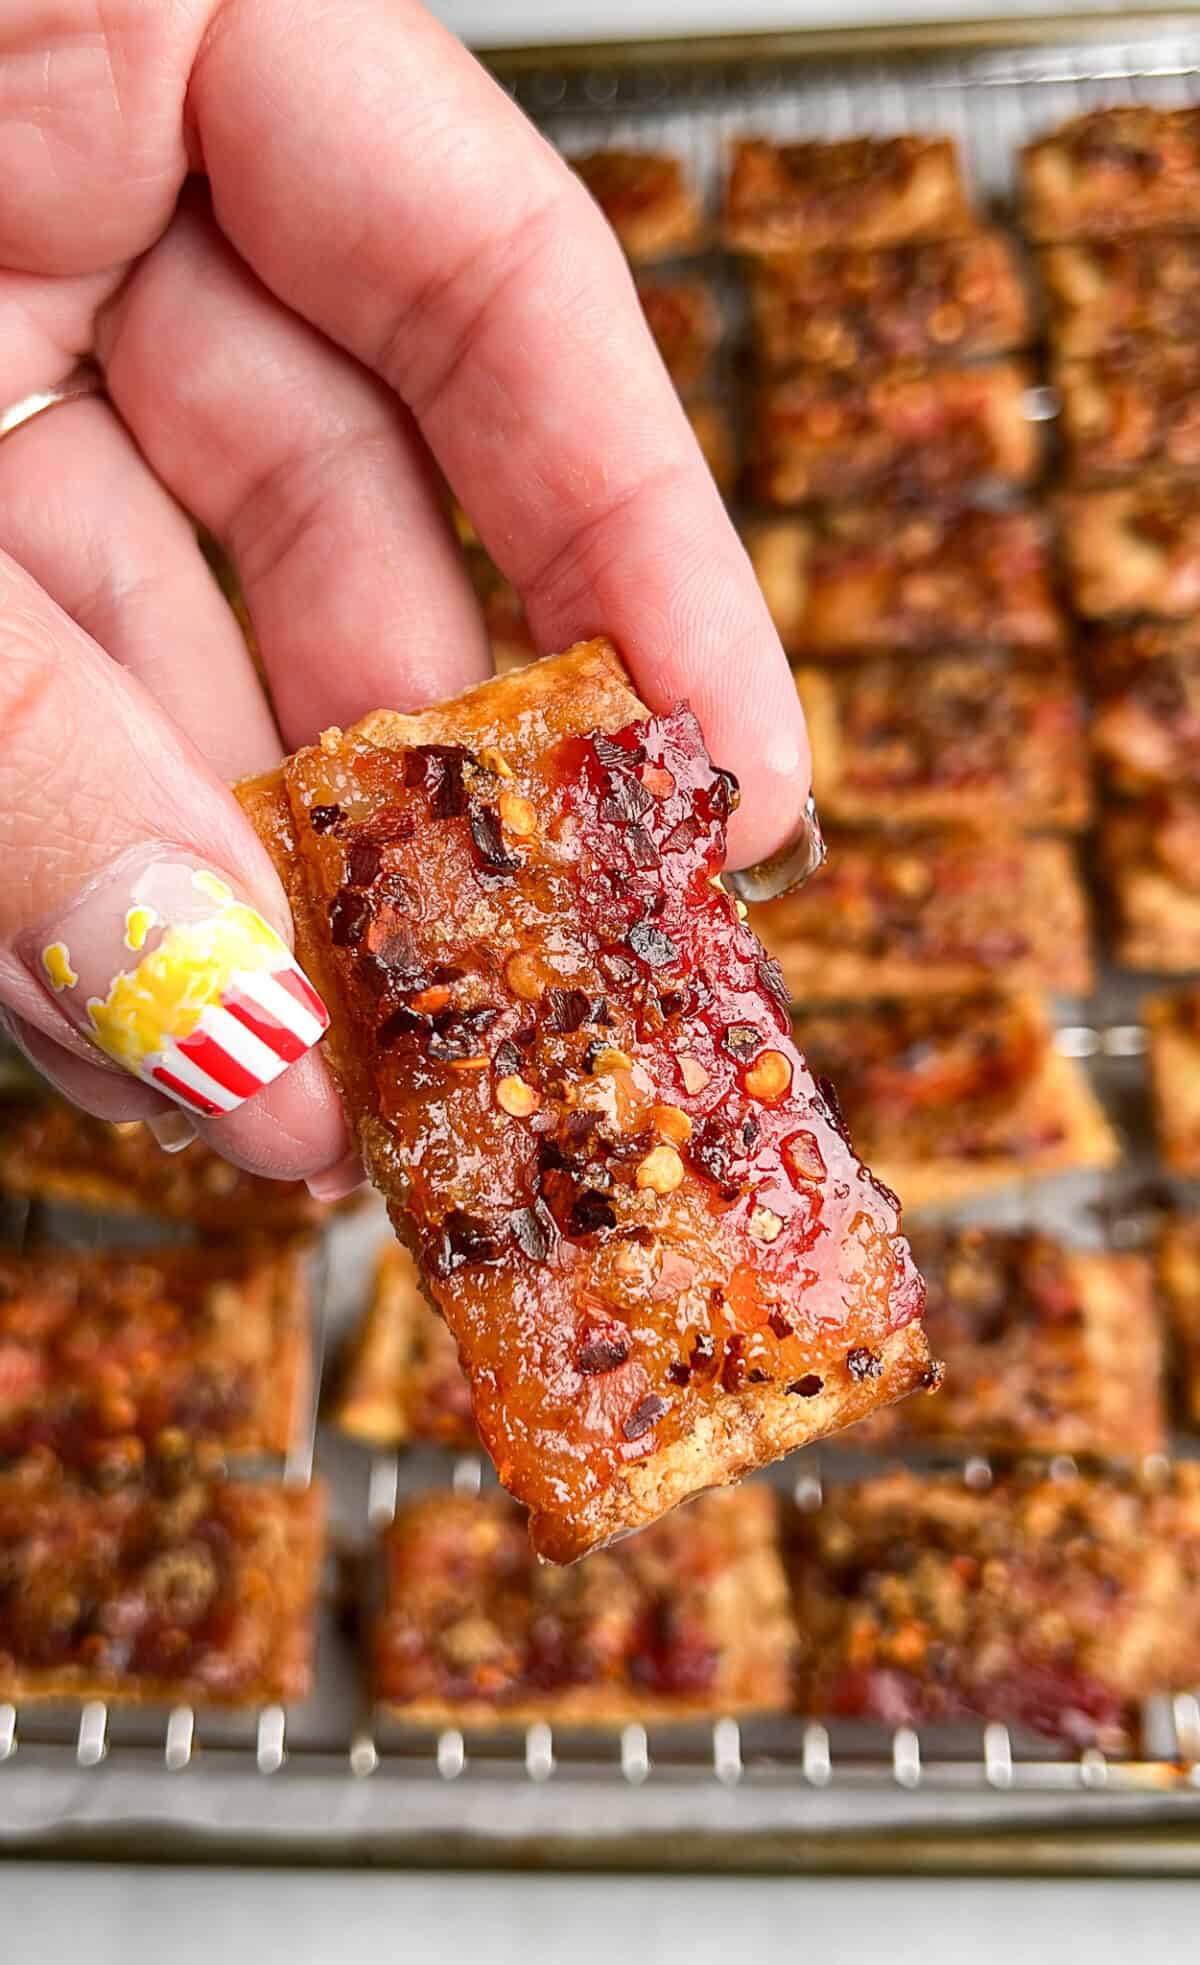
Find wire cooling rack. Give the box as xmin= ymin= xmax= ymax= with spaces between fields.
xmin=8 ymin=15 xmax=1200 ymax=1870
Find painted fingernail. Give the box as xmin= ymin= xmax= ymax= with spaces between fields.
xmin=305 ymin=1150 xmax=367 ymax=1205
xmin=147 ymin=1110 xmax=198 ymax=1154
xmin=725 ymin=793 xmax=827 ymax=906
xmin=21 ymin=849 xmax=328 ymax=1118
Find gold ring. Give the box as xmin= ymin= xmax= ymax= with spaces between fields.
xmin=0 ymin=361 xmax=105 ymax=445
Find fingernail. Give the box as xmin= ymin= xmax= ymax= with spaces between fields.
xmin=21 ymin=848 xmax=328 ymax=1119
xmin=725 ymin=793 xmax=827 ymax=905
xmin=305 ymin=1150 xmax=367 ymax=1204
xmin=147 ymin=1110 xmax=198 ymax=1154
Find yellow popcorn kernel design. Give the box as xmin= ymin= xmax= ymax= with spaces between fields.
xmin=41 ymin=941 xmax=78 ymax=991
xmin=86 ymin=902 xmax=285 ymax=1070
xmin=124 ymin=905 xmax=158 ymax=952
xmin=192 ymin=870 xmax=234 ymax=906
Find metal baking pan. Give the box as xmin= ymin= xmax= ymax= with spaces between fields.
xmin=7 ymin=11 xmax=1200 ymax=1873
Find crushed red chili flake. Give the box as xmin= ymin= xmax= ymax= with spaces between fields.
xmin=627 ymin=917 xmax=680 ymax=969
xmin=788 ymin=1373 xmax=824 ymax=1397
xmin=509 ymin=1204 xmax=554 ymax=1262
xmin=329 ymin=889 xmax=370 ymax=948
xmin=624 ymin=1393 xmax=668 ymax=1440
xmin=847 ymin=1345 xmax=885 ymax=1382
xmin=468 ymin=801 xmax=521 ymax=874
xmin=723 ymin=1023 xmax=763 ymax=1061
xmin=579 ymin=1330 xmax=633 ymax=1375
xmin=346 ymin=838 xmax=383 ymax=887
xmin=404 ymin=745 xmax=469 ymax=819
xmin=309 ymin=803 xmax=343 ymax=833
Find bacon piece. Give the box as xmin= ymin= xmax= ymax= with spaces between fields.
xmin=239 ymin=640 xmax=930 ymax=1561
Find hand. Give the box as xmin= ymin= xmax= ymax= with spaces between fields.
xmin=0 ymin=0 xmax=811 ymax=1191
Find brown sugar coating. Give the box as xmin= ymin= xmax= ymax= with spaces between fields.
xmin=1101 ymin=791 xmax=1200 ymax=973
xmin=1147 ymin=988 xmax=1200 ymax=1172
xmin=725 ymin=135 xmax=972 ymax=253
xmin=748 ymin=232 xmax=1030 ymax=372
xmin=372 ymin=1485 xmax=793 ymax=1724
xmin=0 ymin=1466 xmax=322 ymax=1706
xmin=570 ymin=149 xmax=704 ymax=263
xmin=1056 ymin=342 xmax=1200 ymax=482
xmin=861 ymin=1227 xmax=1165 ymax=1458
xmin=241 ymin=642 xmax=930 ymax=1561
xmin=754 ymin=825 xmax=1091 ymax=1006
xmin=745 ymin=504 xmax=1066 ymax=658
xmin=335 ymin=1241 xmax=477 ymax=1450
xmin=0 ymin=1243 xmax=309 ymax=1472
xmin=794 ymin=992 xmax=1118 ymax=1210
xmin=1087 ymin=622 xmax=1200 ymax=796
xmin=1041 ymin=236 xmax=1200 ymax=358
xmin=746 ymin=360 xmax=1039 ymax=506
xmin=0 ymin=1093 xmax=322 ymax=1232
xmin=790 ymin=1467 xmax=1200 ymax=1748
xmin=1058 ymin=477 xmax=1200 ymax=622
xmin=752 ymin=829 xmax=1092 ymax=1004
xmin=799 ymin=650 xmax=1091 ymax=831
xmin=1023 ymin=107 xmax=1200 ymax=241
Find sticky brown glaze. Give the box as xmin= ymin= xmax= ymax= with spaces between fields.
xmin=241 ymin=643 xmax=929 ymax=1560
xmin=790 ymin=1468 xmax=1200 ymax=1749
xmin=1024 ymin=107 xmax=1200 ymax=241
xmin=0 ymin=1244 xmax=308 ymax=1472
xmin=746 ymin=359 xmax=1039 ymax=506
xmin=748 ymin=232 xmax=1030 ymax=372
xmin=372 ymin=1485 xmax=792 ymax=1724
xmin=724 ymin=135 xmax=972 ymax=253
xmin=0 ymin=1467 xmax=322 ymax=1706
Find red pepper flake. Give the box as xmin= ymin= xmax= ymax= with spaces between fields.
xmin=427 ymin=1005 xmax=502 ymax=1062
xmin=722 ymin=1023 xmax=762 ymax=1061
xmin=600 ymin=772 xmax=654 ymax=826
xmin=707 ymin=767 xmax=740 ymax=819
xmin=623 ymin=1393 xmax=667 ymax=1440
xmin=784 ymin=1130 xmax=827 ymax=1186
xmin=329 ymin=889 xmax=370 ymax=947
xmin=720 ymin=1333 xmax=746 ymax=1394
xmin=578 ymin=1330 xmax=632 ymax=1375
xmin=509 ymin=1204 xmax=555 ymax=1262
xmin=593 ymin=732 xmax=646 ymax=774
xmin=345 ymin=838 xmax=383 ymax=888
xmin=568 ymin=1189 xmax=617 ymax=1237
xmin=545 ymin=987 xmax=609 ymax=1033
xmin=404 ymin=745 xmax=468 ymax=819
xmin=468 ymin=801 xmax=521 ymax=874
xmin=627 ymin=918 xmax=680 ymax=969
xmin=660 ymin=814 xmax=701 ymax=855
xmin=847 ymin=1345 xmax=884 ymax=1382
xmin=787 ymin=1374 xmax=824 ymax=1397
xmin=432 ymin=1210 xmax=501 ymax=1276
xmin=309 ymin=803 xmax=343 ymax=833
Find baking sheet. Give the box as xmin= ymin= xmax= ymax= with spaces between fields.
xmin=7 ymin=12 xmax=1200 ymax=1870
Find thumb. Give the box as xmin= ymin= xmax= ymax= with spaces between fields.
xmin=0 ymin=548 xmax=348 ymax=1181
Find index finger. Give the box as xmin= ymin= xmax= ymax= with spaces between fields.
xmin=185 ymin=0 xmax=808 ymax=868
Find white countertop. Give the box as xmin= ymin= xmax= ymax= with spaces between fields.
xmin=431 ymin=0 xmax=1176 ymax=48
xmin=6 ymin=1868 xmax=1200 ymax=1963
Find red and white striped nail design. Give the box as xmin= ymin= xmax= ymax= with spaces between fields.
xmin=26 ymin=854 xmax=329 ymax=1118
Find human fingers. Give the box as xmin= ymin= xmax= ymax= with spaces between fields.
xmin=0 ymin=546 xmax=347 ymax=1176
xmin=96 ymin=197 xmax=489 ymax=745
xmin=0 ymin=393 xmax=279 ymax=778
xmin=185 ymin=0 xmax=810 ymax=867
